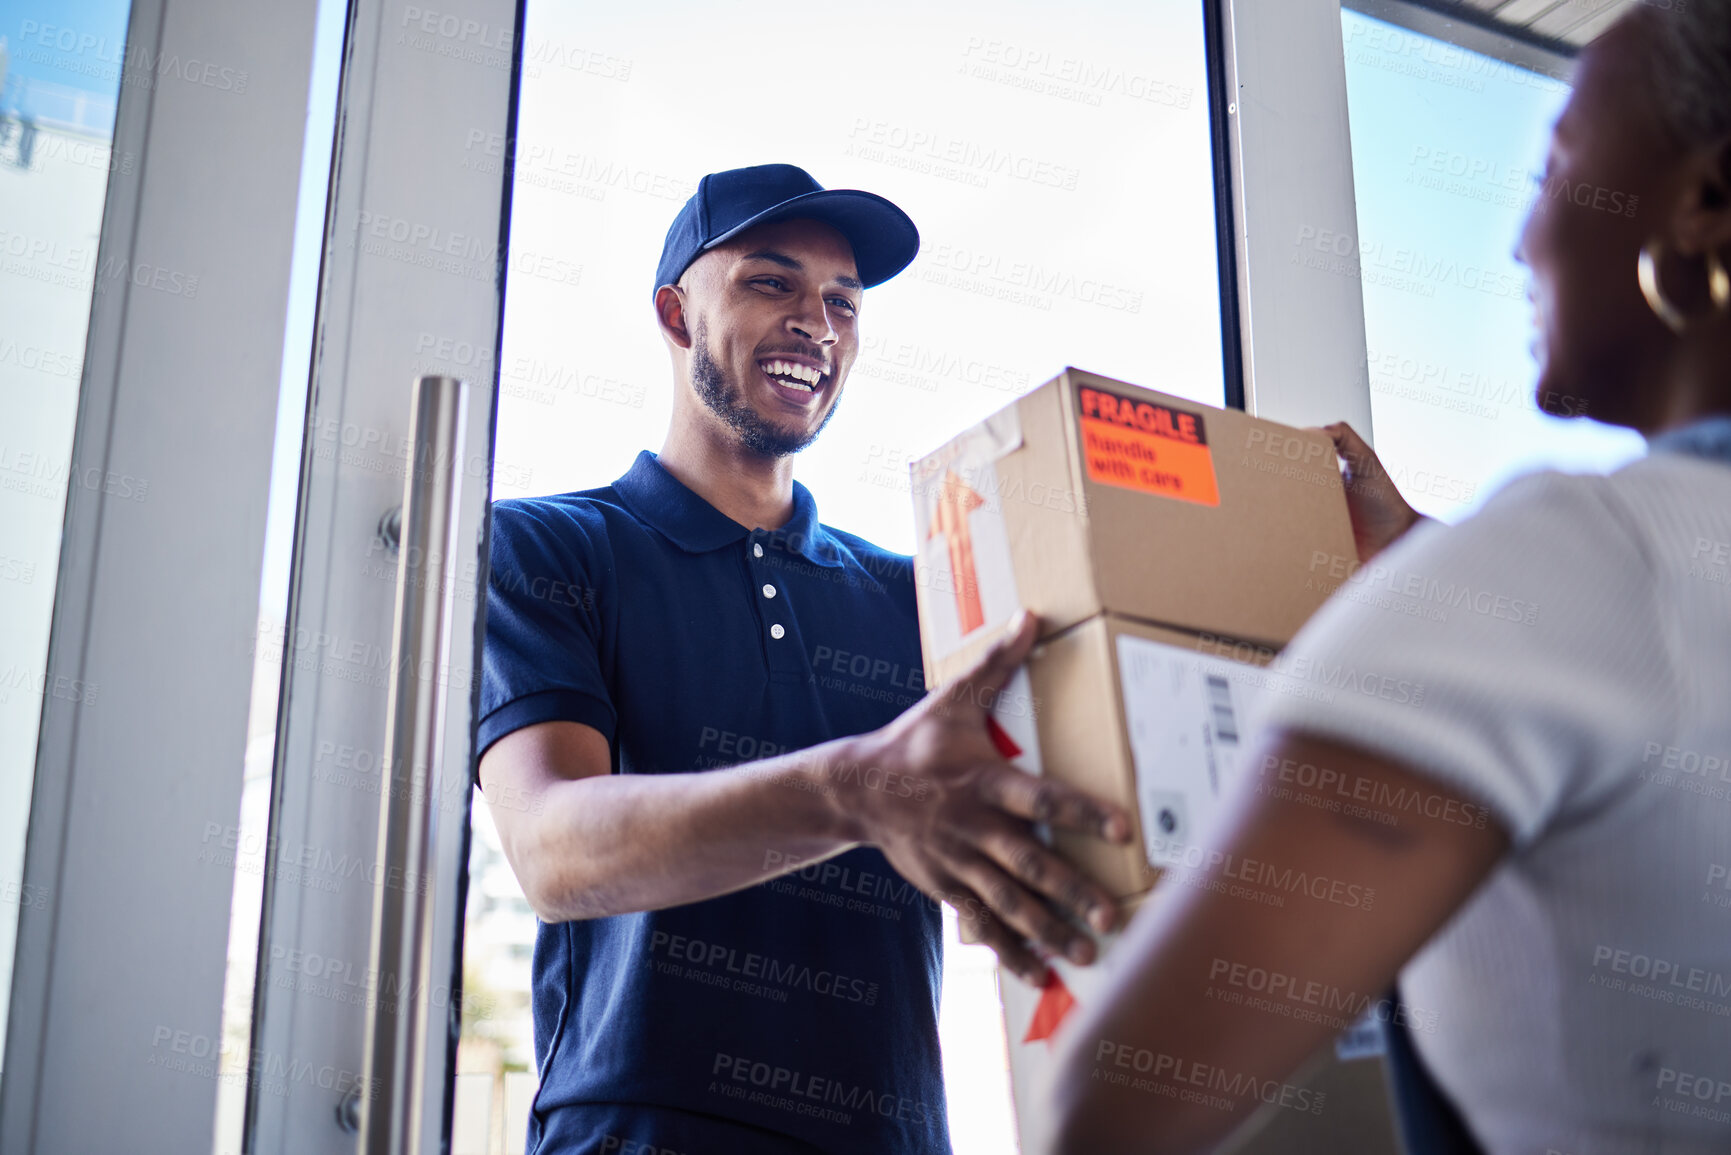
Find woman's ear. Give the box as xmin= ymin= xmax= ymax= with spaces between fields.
xmin=655 ymin=283 xmax=693 ymax=350
xmin=1675 ymin=134 xmax=1731 ymax=254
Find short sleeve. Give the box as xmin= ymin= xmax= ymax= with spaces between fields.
xmin=478 ymin=500 xmax=616 ymax=765
xmin=1249 ymin=472 xmax=1676 ymax=847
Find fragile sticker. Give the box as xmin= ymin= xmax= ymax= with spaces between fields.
xmin=1076 ymin=384 xmax=1219 ymax=506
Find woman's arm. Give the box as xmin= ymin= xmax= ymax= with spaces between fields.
xmin=1047 ymin=729 xmax=1509 ymax=1155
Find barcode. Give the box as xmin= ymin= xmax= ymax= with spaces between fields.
xmin=1206 ymin=674 xmax=1238 ymax=744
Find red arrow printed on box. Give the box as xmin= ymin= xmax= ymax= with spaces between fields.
xmin=928 ymin=469 xmax=988 ymax=636
xmin=1022 ymin=969 xmax=1077 ymax=1044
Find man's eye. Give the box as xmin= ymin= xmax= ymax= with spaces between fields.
xmin=754 ymin=277 xmax=788 ymax=291
xmin=828 ymin=297 xmax=858 ymax=314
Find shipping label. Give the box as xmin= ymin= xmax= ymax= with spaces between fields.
xmin=1076 ymin=384 xmax=1219 ymax=505
xmin=1117 ymin=635 xmax=1265 ymax=867
xmin=913 ymin=459 xmax=1021 ymax=662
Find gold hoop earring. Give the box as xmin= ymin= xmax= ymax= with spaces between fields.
xmin=1639 ymin=239 xmax=1731 ymax=334
xmin=1639 ymin=239 xmax=1688 ymax=333
xmin=1709 ymin=248 xmax=1730 ymax=313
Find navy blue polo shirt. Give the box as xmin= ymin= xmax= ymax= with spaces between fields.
xmin=479 ymin=451 xmax=947 ymax=1155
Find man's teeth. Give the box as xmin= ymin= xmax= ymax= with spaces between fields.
xmin=762 ymin=359 xmax=823 ymax=391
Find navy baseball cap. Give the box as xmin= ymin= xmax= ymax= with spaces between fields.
xmin=654 ymin=163 xmax=920 ymax=297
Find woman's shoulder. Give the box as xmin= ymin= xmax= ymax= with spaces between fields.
xmin=1403 ymin=467 xmax=1649 ymax=577
xmin=1458 ymin=454 xmax=1731 ymax=574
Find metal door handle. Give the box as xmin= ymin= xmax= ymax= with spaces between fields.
xmin=359 ymin=375 xmax=468 ymax=1154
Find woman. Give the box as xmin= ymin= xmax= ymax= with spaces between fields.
xmin=1049 ymin=4 xmax=1731 ymax=1154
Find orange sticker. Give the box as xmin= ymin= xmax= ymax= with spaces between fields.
xmin=1076 ymin=385 xmax=1219 ymax=506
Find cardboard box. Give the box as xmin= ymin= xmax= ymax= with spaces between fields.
xmin=919 ymin=370 xmax=1398 ymax=1153
xmin=996 ymin=922 xmax=1403 ymax=1155
xmin=986 ymin=634 xmax=1406 ymax=1154
xmin=988 ymin=614 xmax=1284 ymax=899
xmin=910 ymin=367 xmax=1355 ymax=690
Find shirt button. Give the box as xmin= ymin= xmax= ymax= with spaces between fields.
xmin=753 ymin=543 xmax=764 ymax=558
xmin=770 ymin=624 xmax=785 ymax=640
xmin=762 ymin=584 xmax=777 ymax=599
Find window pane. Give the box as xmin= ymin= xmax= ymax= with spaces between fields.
xmin=1340 ymin=8 xmax=1644 ymax=521
xmin=0 ymin=0 xmax=132 ymax=1080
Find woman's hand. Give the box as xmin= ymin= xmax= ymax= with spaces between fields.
xmin=1324 ymin=422 xmax=1425 ymax=563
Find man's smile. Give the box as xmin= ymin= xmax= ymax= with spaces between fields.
xmin=758 ymin=354 xmax=831 ymax=403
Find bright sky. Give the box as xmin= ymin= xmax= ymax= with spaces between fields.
xmin=0 ymin=0 xmax=130 ymax=131
xmin=490 ymin=0 xmax=1224 ymax=557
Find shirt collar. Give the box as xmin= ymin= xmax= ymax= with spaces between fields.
xmin=613 ymin=450 xmax=845 ymax=566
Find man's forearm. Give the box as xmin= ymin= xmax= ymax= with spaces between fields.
xmin=523 ymin=736 xmax=871 ymax=922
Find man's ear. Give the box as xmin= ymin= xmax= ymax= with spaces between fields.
xmin=1675 ymin=133 xmax=1731 ymax=255
xmin=655 ymin=284 xmax=693 ymax=350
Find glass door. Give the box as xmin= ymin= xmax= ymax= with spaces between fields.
xmin=451 ymin=3 xmax=1231 ymax=1153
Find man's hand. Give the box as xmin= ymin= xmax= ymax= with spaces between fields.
xmin=1324 ymin=421 xmax=1426 ymax=563
xmin=831 ymin=612 xmax=1134 ymax=985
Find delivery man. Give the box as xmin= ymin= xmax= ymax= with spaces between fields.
xmin=476 ymin=163 xmax=1132 ymax=1155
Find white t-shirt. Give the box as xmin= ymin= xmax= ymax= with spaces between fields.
xmin=1251 ymin=451 xmax=1731 ymax=1155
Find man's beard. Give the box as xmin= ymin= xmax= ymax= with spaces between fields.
xmin=690 ymin=321 xmax=838 ymax=458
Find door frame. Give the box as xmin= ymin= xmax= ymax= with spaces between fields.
xmin=1221 ymin=0 xmax=1376 ymax=434
xmin=0 ymin=0 xmax=322 ymax=1150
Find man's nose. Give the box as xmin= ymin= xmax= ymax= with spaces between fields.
xmin=789 ymin=294 xmax=839 ymax=345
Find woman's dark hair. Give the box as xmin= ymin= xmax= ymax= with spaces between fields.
xmin=1642 ymin=0 xmax=1731 ymax=151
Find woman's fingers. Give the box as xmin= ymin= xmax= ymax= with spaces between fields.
xmin=1316 ymin=421 xmax=1423 ymax=561
xmin=1324 ymin=421 xmax=1384 ymax=485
